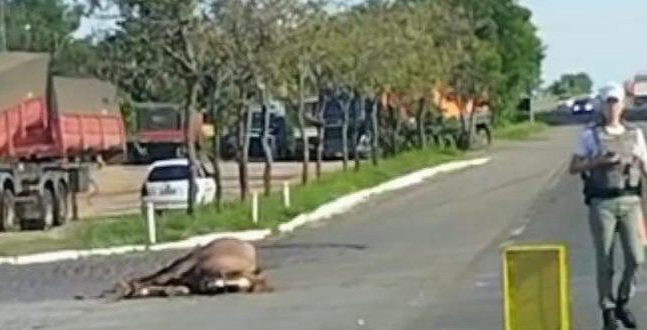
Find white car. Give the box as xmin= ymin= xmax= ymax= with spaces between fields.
xmin=140 ymin=158 xmax=216 ymax=212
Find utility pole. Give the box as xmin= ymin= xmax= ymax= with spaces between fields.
xmin=0 ymin=0 xmax=6 ymax=52
xmin=528 ymin=88 xmax=535 ymax=124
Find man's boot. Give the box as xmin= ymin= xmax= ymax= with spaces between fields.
xmin=603 ymin=309 xmax=619 ymax=330
xmin=615 ymin=302 xmax=637 ymax=329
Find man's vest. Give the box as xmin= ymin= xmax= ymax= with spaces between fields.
xmin=583 ymin=124 xmax=643 ymax=201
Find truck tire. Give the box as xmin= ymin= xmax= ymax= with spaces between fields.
xmin=0 ymin=189 xmax=18 ymax=232
xmin=55 ymin=183 xmax=71 ymax=226
xmin=473 ymin=127 xmax=492 ymax=149
xmin=42 ymin=187 xmax=55 ymax=230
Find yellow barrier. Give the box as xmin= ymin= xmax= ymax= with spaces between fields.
xmin=502 ymin=244 xmax=571 ymax=330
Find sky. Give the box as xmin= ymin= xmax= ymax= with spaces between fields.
xmin=520 ymin=0 xmax=647 ymax=89
xmin=75 ymin=0 xmax=647 ymax=89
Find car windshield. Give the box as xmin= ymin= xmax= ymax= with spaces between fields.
xmin=148 ymin=165 xmax=190 ymax=182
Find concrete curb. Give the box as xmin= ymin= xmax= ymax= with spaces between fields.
xmin=0 ymin=230 xmax=272 ymax=266
xmin=0 ymin=156 xmax=491 ymax=266
xmin=278 ymin=157 xmax=491 ymax=233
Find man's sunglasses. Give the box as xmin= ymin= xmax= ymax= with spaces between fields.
xmin=606 ymin=97 xmax=620 ymax=104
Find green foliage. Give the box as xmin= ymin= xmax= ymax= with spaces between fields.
xmin=2 ymin=0 xmax=100 ymax=77
xmin=62 ymin=0 xmax=544 ymax=134
xmin=493 ymin=121 xmax=547 ymax=141
xmin=548 ymin=72 xmax=594 ymax=98
xmin=4 ymin=0 xmax=84 ymax=52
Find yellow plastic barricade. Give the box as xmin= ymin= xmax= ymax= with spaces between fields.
xmin=502 ymin=244 xmax=571 ymax=330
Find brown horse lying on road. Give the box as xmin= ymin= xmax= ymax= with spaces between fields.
xmin=112 ymin=238 xmax=272 ymax=300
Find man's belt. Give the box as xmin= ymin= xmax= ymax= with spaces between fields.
xmin=588 ymin=187 xmax=642 ymax=199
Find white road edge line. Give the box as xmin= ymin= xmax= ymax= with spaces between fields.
xmin=0 ymin=156 xmax=491 ymax=266
xmin=278 ymin=157 xmax=491 ymax=233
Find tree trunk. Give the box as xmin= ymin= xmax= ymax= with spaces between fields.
xmin=184 ymin=78 xmax=200 ymax=216
xmin=370 ymin=97 xmax=379 ymax=166
xmin=341 ymin=91 xmax=350 ymax=172
xmin=353 ymin=93 xmax=361 ymax=172
xmin=212 ymin=131 xmax=223 ymax=210
xmin=259 ymin=85 xmax=273 ymax=196
xmin=237 ymin=91 xmax=251 ymax=201
xmin=316 ymin=92 xmax=326 ymax=180
xmin=467 ymin=103 xmax=478 ymax=149
xmin=387 ymin=104 xmax=396 ymax=156
xmin=392 ymin=106 xmax=402 ymax=155
xmin=207 ymin=78 xmax=223 ymax=211
xmin=297 ymin=67 xmax=309 ymax=185
xmin=457 ymin=99 xmax=469 ymax=150
xmin=416 ymin=97 xmax=427 ymax=149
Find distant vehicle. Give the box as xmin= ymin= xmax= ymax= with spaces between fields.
xmin=140 ymin=158 xmax=216 ymax=213
xmin=0 ymin=52 xmax=127 ymax=231
xmin=571 ymin=97 xmax=595 ymax=115
xmin=628 ymin=73 xmax=647 ymax=108
xmin=557 ymin=96 xmax=574 ymax=110
xmin=220 ymin=99 xmax=295 ymax=161
xmin=248 ymin=100 xmax=295 ymax=160
xmin=127 ymin=103 xmax=204 ymax=164
xmin=298 ymin=95 xmax=371 ymax=160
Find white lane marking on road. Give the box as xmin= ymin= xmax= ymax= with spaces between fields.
xmin=509 ymin=225 xmax=527 ymax=237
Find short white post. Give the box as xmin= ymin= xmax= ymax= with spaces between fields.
xmin=252 ymin=191 xmax=259 ymax=224
xmin=145 ymin=201 xmax=157 ymax=245
xmin=283 ymin=181 xmax=291 ymax=209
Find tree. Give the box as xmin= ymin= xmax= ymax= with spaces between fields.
xmin=96 ymin=0 xmax=209 ymax=214
xmin=548 ymin=72 xmax=594 ymax=98
xmin=1 ymin=0 xmax=102 ymax=77
xmin=3 ymin=0 xmax=84 ymax=52
xmin=70 ymin=0 xmax=545 ymax=211
xmin=50 ymin=38 xmax=100 ymax=77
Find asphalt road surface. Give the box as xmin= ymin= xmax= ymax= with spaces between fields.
xmin=2 ymin=116 xmax=645 ymax=330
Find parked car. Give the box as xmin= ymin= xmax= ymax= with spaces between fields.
xmin=140 ymin=158 xmax=216 ymax=212
xmin=571 ymin=97 xmax=595 ymax=115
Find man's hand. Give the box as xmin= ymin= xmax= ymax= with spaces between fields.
xmin=633 ymin=153 xmax=647 ymax=177
xmin=592 ymin=152 xmax=621 ymax=167
xmin=570 ymin=153 xmax=618 ymax=174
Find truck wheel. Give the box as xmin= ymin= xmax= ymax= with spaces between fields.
xmin=473 ymin=127 xmax=492 ymax=149
xmin=42 ymin=188 xmax=55 ymax=230
xmin=0 ymin=190 xmax=18 ymax=232
xmin=55 ymin=183 xmax=71 ymax=226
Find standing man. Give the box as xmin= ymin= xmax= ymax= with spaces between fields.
xmin=86 ymin=155 xmax=105 ymax=206
xmin=570 ymin=82 xmax=647 ymax=330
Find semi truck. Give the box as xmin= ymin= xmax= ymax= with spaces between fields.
xmin=427 ymin=88 xmax=493 ymax=149
xmin=126 ymin=102 xmax=204 ymax=164
xmin=297 ymin=95 xmax=370 ymax=160
xmin=247 ymin=99 xmax=295 ymax=160
xmin=628 ymin=73 xmax=647 ymax=108
xmin=0 ymin=52 xmax=127 ymax=231
xmin=220 ymin=99 xmax=296 ymax=161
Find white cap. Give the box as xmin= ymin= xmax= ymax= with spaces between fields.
xmin=599 ymin=82 xmax=625 ymax=102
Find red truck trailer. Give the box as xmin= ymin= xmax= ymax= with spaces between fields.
xmin=0 ymin=52 xmax=127 ymax=231
xmin=126 ymin=102 xmax=203 ymax=164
